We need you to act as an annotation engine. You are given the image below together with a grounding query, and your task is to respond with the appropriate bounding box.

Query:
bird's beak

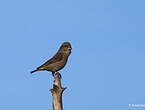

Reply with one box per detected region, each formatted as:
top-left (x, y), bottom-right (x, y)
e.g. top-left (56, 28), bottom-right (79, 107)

top-left (68, 47), bottom-right (72, 50)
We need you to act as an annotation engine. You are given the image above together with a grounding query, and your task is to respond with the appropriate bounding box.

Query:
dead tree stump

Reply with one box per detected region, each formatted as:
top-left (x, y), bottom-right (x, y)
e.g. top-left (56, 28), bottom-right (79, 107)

top-left (50, 73), bottom-right (66, 110)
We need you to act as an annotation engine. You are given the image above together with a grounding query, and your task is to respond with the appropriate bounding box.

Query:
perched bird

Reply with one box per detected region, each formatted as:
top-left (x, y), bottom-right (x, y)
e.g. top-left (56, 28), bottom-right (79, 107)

top-left (30, 42), bottom-right (72, 75)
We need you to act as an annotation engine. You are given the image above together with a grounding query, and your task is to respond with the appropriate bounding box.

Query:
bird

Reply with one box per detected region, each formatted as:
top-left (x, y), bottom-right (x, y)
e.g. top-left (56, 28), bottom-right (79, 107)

top-left (30, 42), bottom-right (72, 76)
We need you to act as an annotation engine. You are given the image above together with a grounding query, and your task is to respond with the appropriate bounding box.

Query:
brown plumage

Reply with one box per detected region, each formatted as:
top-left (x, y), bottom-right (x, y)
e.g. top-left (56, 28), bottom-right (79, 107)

top-left (30, 42), bottom-right (72, 75)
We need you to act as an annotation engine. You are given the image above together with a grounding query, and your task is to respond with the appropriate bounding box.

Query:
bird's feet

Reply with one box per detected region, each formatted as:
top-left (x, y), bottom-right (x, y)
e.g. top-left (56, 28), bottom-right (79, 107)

top-left (52, 72), bottom-right (62, 78)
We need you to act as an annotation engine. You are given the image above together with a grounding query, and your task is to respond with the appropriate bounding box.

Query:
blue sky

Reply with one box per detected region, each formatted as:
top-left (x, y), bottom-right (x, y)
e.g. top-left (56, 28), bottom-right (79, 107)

top-left (0, 0), bottom-right (145, 110)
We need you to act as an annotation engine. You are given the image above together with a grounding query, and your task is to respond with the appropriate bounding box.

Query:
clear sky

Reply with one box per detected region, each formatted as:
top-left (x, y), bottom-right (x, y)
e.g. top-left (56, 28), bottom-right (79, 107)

top-left (0, 0), bottom-right (145, 110)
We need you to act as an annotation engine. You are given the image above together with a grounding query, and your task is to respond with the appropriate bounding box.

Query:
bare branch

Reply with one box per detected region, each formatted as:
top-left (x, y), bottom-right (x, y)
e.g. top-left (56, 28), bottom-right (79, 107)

top-left (50, 73), bottom-right (66, 110)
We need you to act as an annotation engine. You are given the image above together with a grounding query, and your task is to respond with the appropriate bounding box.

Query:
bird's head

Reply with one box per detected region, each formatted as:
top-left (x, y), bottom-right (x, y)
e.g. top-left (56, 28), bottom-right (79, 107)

top-left (59, 42), bottom-right (72, 55)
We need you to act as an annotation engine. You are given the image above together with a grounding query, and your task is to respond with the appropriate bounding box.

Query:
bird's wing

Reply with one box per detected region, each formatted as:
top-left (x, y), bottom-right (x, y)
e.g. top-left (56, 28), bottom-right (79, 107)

top-left (37, 52), bottom-right (63, 69)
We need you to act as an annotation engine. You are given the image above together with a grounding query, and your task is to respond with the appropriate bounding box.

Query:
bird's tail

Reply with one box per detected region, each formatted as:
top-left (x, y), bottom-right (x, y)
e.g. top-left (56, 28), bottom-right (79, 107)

top-left (30, 69), bottom-right (38, 74)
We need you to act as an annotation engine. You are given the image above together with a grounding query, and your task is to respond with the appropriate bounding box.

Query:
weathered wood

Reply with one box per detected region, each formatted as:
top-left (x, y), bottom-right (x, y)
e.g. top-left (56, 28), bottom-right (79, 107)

top-left (50, 73), bottom-right (66, 110)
